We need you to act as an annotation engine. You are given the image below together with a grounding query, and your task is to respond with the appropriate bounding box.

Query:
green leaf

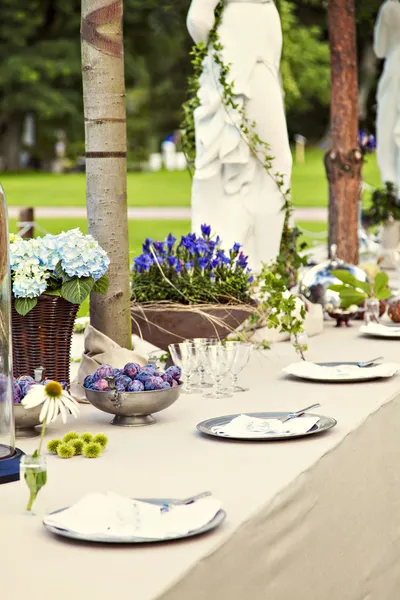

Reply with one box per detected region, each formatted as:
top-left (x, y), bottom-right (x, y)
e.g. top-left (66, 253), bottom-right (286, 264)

top-left (331, 270), bottom-right (371, 294)
top-left (14, 297), bottom-right (38, 316)
top-left (55, 261), bottom-right (72, 283)
top-left (44, 289), bottom-right (62, 297)
top-left (338, 288), bottom-right (366, 309)
top-left (92, 273), bottom-right (109, 295)
top-left (377, 288), bottom-right (392, 301)
top-left (61, 277), bottom-right (94, 305)
top-left (328, 284), bottom-right (346, 293)
top-left (374, 272), bottom-right (389, 296)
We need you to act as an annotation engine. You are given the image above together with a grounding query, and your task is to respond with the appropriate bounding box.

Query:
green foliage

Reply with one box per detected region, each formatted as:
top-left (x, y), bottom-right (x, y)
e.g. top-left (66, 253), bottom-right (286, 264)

top-left (14, 297), bottom-right (38, 316)
top-left (47, 439), bottom-right (62, 454)
top-left (363, 183), bottom-right (400, 226)
top-left (329, 269), bottom-right (391, 309)
top-left (61, 276), bottom-right (95, 305)
top-left (83, 442), bottom-right (103, 459)
top-left (57, 443), bottom-right (75, 459)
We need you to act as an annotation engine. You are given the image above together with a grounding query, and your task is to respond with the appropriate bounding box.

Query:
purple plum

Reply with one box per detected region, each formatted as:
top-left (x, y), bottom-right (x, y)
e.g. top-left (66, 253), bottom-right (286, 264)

top-left (144, 376), bottom-right (164, 391)
top-left (126, 380), bottom-right (145, 392)
top-left (92, 379), bottom-right (109, 391)
top-left (115, 375), bottom-right (132, 390)
top-left (93, 365), bottom-right (114, 380)
top-left (123, 363), bottom-right (142, 379)
top-left (160, 381), bottom-right (171, 389)
top-left (165, 366), bottom-right (182, 381)
top-left (83, 374), bottom-right (96, 389)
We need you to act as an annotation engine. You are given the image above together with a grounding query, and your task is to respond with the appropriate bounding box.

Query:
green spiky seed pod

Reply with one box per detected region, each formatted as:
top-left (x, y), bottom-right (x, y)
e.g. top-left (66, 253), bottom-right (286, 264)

top-left (80, 432), bottom-right (93, 444)
top-left (47, 439), bottom-right (62, 454)
top-left (57, 443), bottom-right (76, 459)
top-left (83, 442), bottom-right (102, 458)
top-left (63, 431), bottom-right (80, 443)
top-left (93, 433), bottom-right (108, 449)
top-left (68, 438), bottom-right (84, 455)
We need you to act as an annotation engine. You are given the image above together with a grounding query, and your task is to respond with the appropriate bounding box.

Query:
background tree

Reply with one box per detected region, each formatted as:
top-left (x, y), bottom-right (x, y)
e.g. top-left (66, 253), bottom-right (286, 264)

top-left (324, 0), bottom-right (362, 264)
top-left (81, 0), bottom-right (132, 348)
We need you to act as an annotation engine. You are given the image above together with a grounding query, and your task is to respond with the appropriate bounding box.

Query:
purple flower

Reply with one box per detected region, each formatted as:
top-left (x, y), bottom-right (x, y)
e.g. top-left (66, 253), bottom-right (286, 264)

top-left (134, 254), bottom-right (153, 273)
top-left (198, 256), bottom-right (209, 270)
top-left (185, 261), bottom-right (194, 273)
top-left (237, 252), bottom-right (248, 269)
top-left (142, 238), bottom-right (152, 253)
top-left (167, 256), bottom-right (178, 268)
top-left (248, 276), bottom-right (254, 283)
top-left (153, 241), bottom-right (166, 257)
top-left (217, 250), bottom-right (230, 265)
top-left (201, 224), bottom-right (211, 238)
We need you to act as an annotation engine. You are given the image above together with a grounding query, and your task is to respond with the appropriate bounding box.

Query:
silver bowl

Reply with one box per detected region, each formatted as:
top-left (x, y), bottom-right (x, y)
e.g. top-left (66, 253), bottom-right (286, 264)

top-left (14, 404), bottom-right (42, 438)
top-left (84, 383), bottom-right (183, 427)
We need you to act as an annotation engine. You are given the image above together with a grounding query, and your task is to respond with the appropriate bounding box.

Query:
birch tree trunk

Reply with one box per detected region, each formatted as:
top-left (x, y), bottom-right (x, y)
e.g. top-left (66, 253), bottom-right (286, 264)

top-left (81, 0), bottom-right (132, 349)
top-left (324, 0), bottom-right (363, 264)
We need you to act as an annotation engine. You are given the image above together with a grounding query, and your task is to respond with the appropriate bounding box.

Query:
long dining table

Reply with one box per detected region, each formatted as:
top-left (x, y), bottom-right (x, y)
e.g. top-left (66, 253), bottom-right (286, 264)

top-left (2, 321), bottom-right (400, 600)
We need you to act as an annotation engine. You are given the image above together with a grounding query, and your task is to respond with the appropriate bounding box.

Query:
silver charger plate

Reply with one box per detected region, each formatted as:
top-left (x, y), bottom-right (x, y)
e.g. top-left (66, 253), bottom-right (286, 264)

top-left (196, 412), bottom-right (336, 441)
top-left (283, 363), bottom-right (396, 383)
top-left (43, 498), bottom-right (226, 544)
top-left (359, 325), bottom-right (400, 340)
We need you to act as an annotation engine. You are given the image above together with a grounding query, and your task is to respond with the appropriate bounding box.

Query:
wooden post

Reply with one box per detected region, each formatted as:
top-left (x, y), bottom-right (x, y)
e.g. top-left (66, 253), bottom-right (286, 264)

top-left (324, 0), bottom-right (363, 264)
top-left (18, 207), bottom-right (34, 239)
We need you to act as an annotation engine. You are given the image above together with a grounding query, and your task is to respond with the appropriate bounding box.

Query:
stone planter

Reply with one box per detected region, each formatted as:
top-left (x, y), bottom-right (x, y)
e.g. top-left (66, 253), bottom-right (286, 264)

top-left (131, 303), bottom-right (254, 351)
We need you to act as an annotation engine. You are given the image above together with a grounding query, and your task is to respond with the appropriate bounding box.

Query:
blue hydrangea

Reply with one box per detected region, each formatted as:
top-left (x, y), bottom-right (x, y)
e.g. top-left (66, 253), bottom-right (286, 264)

top-left (56, 229), bottom-right (109, 281)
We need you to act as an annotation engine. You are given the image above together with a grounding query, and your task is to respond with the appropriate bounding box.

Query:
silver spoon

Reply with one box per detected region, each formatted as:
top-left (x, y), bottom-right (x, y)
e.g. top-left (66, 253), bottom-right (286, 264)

top-left (280, 403), bottom-right (321, 423)
top-left (357, 356), bottom-right (383, 368)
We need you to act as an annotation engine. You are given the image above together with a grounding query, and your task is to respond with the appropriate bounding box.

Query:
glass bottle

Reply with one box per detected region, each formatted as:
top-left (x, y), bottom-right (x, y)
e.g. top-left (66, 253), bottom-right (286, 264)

top-left (0, 185), bottom-right (15, 463)
top-left (364, 298), bottom-right (380, 324)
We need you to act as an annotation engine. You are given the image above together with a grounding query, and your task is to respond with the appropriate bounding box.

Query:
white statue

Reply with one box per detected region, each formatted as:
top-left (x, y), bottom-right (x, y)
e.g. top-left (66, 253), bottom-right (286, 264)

top-left (374, 0), bottom-right (400, 194)
top-left (187, 0), bottom-right (292, 271)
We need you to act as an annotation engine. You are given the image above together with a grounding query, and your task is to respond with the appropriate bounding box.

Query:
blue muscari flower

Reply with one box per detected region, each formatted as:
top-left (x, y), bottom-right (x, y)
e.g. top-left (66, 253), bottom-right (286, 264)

top-left (166, 233), bottom-right (176, 253)
top-left (167, 256), bottom-right (178, 268)
top-left (142, 238), bottom-right (152, 253)
top-left (153, 241), bottom-right (166, 256)
top-left (237, 252), bottom-right (248, 270)
top-left (201, 224), bottom-right (211, 238)
top-left (217, 250), bottom-right (230, 265)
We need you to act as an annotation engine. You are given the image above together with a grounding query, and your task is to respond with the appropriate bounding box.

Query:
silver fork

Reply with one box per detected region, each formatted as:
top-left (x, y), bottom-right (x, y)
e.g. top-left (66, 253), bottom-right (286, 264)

top-left (161, 491), bottom-right (212, 512)
top-left (280, 403), bottom-right (321, 423)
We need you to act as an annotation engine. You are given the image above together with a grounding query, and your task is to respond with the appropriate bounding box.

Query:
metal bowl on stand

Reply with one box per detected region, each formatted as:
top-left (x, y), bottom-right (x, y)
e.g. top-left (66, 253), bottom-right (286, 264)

top-left (299, 244), bottom-right (369, 313)
top-left (84, 382), bottom-right (183, 427)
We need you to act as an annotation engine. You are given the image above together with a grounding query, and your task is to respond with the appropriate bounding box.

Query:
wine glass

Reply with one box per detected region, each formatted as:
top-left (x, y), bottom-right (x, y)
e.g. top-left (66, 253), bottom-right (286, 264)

top-left (190, 338), bottom-right (220, 389)
top-left (168, 343), bottom-right (200, 394)
top-left (201, 343), bottom-right (237, 399)
top-left (224, 341), bottom-right (253, 392)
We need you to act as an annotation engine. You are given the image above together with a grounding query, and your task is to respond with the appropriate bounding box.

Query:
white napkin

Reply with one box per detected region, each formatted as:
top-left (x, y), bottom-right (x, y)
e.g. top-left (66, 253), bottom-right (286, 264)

top-left (44, 492), bottom-right (222, 539)
top-left (212, 414), bottom-right (320, 437)
top-left (360, 323), bottom-right (400, 337)
top-left (283, 361), bottom-right (400, 381)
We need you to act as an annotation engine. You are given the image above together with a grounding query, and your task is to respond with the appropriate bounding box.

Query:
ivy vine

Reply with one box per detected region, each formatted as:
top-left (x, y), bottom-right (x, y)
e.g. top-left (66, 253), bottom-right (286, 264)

top-left (181, 0), bottom-right (307, 289)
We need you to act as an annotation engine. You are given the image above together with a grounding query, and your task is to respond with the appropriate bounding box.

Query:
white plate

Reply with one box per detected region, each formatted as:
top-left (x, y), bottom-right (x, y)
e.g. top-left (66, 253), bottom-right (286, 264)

top-left (359, 324), bottom-right (400, 339)
top-left (282, 362), bottom-right (400, 383)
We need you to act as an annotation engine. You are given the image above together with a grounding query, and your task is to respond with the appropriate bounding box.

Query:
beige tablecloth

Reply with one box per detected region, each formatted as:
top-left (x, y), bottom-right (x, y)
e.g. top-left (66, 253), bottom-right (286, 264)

top-left (2, 322), bottom-right (400, 600)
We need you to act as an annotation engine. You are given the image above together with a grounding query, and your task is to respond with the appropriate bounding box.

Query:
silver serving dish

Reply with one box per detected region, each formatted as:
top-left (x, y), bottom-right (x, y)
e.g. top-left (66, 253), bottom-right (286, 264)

top-left (84, 383), bottom-right (182, 427)
top-left (299, 244), bottom-right (368, 309)
top-left (14, 404), bottom-right (42, 438)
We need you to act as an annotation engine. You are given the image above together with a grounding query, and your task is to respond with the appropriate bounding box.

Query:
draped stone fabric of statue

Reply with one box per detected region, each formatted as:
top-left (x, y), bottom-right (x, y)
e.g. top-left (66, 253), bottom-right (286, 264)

top-left (187, 0), bottom-right (292, 271)
top-left (374, 0), bottom-right (400, 194)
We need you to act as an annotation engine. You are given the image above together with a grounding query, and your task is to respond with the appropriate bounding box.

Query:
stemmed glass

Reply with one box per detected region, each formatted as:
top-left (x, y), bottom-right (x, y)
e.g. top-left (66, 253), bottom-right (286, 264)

top-left (224, 341), bottom-right (253, 392)
top-left (168, 343), bottom-right (200, 394)
top-left (190, 338), bottom-right (219, 389)
top-left (201, 343), bottom-right (237, 399)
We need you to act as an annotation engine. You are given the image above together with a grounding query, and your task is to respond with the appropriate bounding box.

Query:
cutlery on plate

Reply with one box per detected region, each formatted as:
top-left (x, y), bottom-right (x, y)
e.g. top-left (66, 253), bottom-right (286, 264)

top-left (161, 491), bottom-right (212, 512)
top-left (280, 403), bottom-right (321, 423)
top-left (357, 357), bottom-right (383, 368)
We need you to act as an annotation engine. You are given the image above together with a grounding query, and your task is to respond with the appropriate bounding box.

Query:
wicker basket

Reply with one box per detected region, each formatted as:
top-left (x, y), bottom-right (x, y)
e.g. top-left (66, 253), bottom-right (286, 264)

top-left (11, 295), bottom-right (79, 385)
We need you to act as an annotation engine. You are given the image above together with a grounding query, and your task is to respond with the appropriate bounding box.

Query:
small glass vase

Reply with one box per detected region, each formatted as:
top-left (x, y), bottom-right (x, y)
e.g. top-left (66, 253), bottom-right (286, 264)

top-left (20, 453), bottom-right (47, 513)
top-left (364, 298), bottom-right (380, 325)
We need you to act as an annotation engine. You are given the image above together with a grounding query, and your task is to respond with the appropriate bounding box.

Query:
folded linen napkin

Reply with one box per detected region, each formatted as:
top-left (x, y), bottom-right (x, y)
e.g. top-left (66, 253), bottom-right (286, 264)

top-left (211, 414), bottom-right (320, 437)
top-left (360, 323), bottom-right (400, 337)
top-left (282, 361), bottom-right (400, 381)
top-left (44, 492), bottom-right (222, 539)
top-left (70, 325), bottom-right (147, 403)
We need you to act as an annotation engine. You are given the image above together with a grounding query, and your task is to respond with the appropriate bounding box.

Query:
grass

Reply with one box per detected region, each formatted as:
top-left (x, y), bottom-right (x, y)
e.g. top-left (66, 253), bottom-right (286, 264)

top-left (0, 148), bottom-right (382, 208)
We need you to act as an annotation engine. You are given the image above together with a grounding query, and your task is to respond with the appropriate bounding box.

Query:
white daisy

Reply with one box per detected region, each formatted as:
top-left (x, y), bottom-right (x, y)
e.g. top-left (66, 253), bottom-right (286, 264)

top-left (22, 381), bottom-right (80, 424)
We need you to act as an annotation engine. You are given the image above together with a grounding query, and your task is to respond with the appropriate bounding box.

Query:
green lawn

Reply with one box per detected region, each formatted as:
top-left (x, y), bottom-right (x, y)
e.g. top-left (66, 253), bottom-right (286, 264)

top-left (0, 148), bottom-right (382, 208)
